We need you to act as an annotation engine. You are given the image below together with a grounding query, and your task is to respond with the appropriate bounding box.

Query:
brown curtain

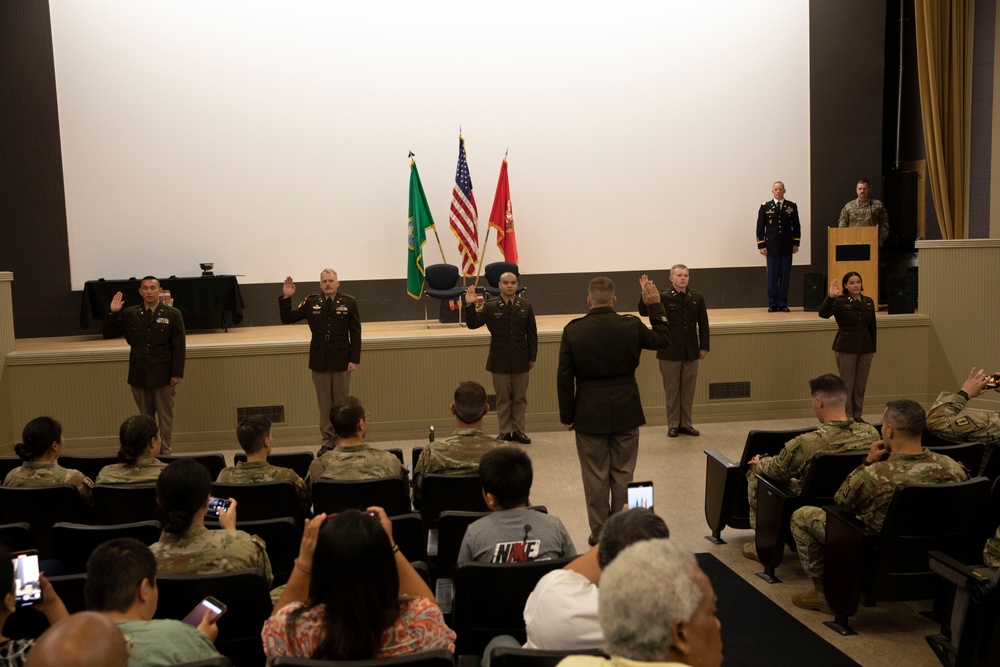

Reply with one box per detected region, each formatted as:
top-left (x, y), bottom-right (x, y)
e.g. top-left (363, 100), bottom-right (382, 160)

top-left (913, 0), bottom-right (970, 240)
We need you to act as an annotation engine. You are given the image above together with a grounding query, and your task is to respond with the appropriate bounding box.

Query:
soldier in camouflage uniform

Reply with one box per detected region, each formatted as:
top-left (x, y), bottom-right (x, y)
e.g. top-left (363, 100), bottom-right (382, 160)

top-left (790, 400), bottom-right (968, 613)
top-left (96, 415), bottom-right (167, 485)
top-left (926, 366), bottom-right (1000, 473)
top-left (743, 375), bottom-right (878, 560)
top-left (217, 415), bottom-right (310, 513)
top-left (837, 179), bottom-right (889, 245)
top-left (3, 416), bottom-right (94, 503)
top-left (150, 459), bottom-right (273, 586)
top-left (412, 381), bottom-right (507, 504)
top-left (306, 397), bottom-right (404, 485)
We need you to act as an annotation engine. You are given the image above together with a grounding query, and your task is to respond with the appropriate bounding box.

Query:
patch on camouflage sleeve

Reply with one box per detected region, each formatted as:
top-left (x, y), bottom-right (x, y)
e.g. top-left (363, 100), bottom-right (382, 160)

top-left (251, 534), bottom-right (267, 548)
top-left (955, 417), bottom-right (971, 427)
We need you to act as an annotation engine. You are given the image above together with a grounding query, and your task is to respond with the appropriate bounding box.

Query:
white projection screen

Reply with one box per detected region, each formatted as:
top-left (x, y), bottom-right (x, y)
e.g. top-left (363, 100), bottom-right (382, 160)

top-left (49, 0), bottom-right (810, 290)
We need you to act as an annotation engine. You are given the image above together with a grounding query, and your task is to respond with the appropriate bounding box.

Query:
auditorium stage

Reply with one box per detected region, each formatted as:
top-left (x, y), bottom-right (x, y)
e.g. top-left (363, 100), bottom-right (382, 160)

top-left (4, 307), bottom-right (931, 451)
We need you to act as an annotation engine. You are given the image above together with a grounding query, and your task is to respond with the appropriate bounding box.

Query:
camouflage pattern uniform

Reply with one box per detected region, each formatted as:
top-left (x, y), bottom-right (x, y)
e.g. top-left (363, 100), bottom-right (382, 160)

top-left (150, 524), bottom-right (273, 586)
top-left (412, 429), bottom-right (505, 503)
top-left (926, 391), bottom-right (1000, 473)
top-left (985, 528), bottom-right (1000, 567)
top-left (746, 419), bottom-right (878, 527)
top-left (305, 444), bottom-right (403, 485)
top-left (216, 460), bottom-right (310, 513)
top-left (95, 458), bottom-right (168, 485)
top-left (837, 197), bottom-right (889, 244)
top-left (3, 460), bottom-right (94, 504)
top-left (791, 449), bottom-right (968, 579)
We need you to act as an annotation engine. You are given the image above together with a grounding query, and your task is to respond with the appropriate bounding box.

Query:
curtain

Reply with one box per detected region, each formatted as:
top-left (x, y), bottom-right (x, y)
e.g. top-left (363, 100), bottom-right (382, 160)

top-left (913, 0), bottom-right (971, 240)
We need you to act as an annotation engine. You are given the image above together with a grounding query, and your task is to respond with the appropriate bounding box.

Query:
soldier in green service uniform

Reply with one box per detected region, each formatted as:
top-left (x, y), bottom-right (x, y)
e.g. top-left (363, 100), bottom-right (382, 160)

top-left (216, 415), bottom-right (310, 514)
top-left (837, 179), bottom-right (889, 246)
top-left (742, 375), bottom-right (878, 561)
top-left (412, 381), bottom-right (506, 504)
top-left (789, 399), bottom-right (968, 613)
top-left (96, 415), bottom-right (168, 485)
top-left (3, 416), bottom-right (93, 503)
top-left (149, 459), bottom-right (273, 586)
top-left (280, 269), bottom-right (362, 453)
top-left (306, 397), bottom-right (405, 485)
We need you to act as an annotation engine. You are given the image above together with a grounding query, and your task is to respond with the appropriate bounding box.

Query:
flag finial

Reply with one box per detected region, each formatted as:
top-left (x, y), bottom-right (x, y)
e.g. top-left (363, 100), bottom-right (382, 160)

top-left (408, 150), bottom-right (414, 159)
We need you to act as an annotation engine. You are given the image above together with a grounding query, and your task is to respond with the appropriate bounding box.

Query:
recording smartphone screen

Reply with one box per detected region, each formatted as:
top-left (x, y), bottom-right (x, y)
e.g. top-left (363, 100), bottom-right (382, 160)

top-left (182, 596), bottom-right (227, 626)
top-left (206, 496), bottom-right (231, 517)
top-left (627, 481), bottom-right (654, 510)
top-left (12, 551), bottom-right (42, 606)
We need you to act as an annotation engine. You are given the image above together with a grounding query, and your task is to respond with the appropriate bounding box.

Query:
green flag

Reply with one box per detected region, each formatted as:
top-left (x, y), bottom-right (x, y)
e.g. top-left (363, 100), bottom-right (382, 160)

top-left (407, 160), bottom-right (435, 299)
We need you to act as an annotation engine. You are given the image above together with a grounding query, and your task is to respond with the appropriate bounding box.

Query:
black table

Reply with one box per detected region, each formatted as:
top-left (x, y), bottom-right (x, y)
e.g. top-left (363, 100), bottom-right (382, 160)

top-left (80, 276), bottom-right (245, 331)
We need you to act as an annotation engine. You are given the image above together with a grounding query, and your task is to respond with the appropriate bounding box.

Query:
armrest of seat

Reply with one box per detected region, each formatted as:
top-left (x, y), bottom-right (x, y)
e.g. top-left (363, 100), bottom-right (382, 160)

top-left (823, 505), bottom-right (878, 620)
top-left (753, 472), bottom-right (801, 573)
top-left (928, 550), bottom-right (995, 594)
top-left (704, 450), bottom-right (742, 540)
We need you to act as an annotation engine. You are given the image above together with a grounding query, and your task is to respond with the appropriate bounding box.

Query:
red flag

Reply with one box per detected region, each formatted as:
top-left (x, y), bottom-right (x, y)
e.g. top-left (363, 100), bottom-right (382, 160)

top-left (449, 136), bottom-right (479, 277)
top-left (488, 158), bottom-right (518, 264)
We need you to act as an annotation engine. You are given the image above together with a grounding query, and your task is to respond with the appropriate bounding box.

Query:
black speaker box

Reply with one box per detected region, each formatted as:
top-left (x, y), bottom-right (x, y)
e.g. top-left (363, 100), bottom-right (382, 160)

top-left (803, 272), bottom-right (827, 311)
top-left (887, 274), bottom-right (916, 314)
top-left (883, 170), bottom-right (918, 253)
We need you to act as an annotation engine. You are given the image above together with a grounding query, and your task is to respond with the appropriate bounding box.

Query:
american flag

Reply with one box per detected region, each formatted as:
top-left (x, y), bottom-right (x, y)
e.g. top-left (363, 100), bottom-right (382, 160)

top-left (449, 136), bottom-right (479, 277)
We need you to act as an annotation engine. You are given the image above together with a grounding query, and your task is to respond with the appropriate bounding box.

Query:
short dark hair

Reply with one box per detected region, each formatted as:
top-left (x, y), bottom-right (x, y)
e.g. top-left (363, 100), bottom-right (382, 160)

top-left (857, 179), bottom-right (870, 187)
top-left (156, 459), bottom-right (211, 535)
top-left (479, 447), bottom-right (532, 509)
top-left (840, 271), bottom-right (864, 295)
top-left (331, 397), bottom-right (366, 439)
top-left (118, 415), bottom-right (158, 465)
top-left (14, 416), bottom-right (61, 461)
top-left (598, 508), bottom-right (670, 569)
top-left (453, 381), bottom-right (488, 424)
top-left (809, 374), bottom-right (847, 402)
top-left (883, 399), bottom-right (926, 438)
top-left (588, 277), bottom-right (615, 306)
top-left (236, 415), bottom-right (271, 455)
top-left (140, 275), bottom-right (159, 284)
top-left (84, 538), bottom-right (157, 613)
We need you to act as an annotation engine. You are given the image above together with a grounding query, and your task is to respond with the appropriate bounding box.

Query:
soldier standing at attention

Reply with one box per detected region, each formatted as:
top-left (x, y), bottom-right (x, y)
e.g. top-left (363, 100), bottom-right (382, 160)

top-left (756, 180), bottom-right (801, 312)
top-left (638, 265), bottom-right (709, 438)
top-left (464, 272), bottom-right (538, 444)
top-left (280, 269), bottom-right (361, 453)
top-left (789, 399), bottom-right (968, 613)
top-left (838, 178), bottom-right (889, 247)
top-left (103, 276), bottom-right (185, 455)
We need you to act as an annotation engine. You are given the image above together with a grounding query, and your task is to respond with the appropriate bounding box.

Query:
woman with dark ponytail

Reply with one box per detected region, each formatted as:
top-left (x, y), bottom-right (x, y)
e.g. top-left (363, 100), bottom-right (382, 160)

top-left (3, 417), bottom-right (93, 503)
top-left (148, 459), bottom-right (273, 585)
top-left (95, 415), bottom-right (167, 484)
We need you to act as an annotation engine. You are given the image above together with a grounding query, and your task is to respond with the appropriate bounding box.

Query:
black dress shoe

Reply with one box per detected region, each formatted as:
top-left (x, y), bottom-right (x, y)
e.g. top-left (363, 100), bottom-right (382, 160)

top-left (511, 431), bottom-right (532, 444)
top-left (668, 428), bottom-right (679, 437)
top-left (497, 433), bottom-right (514, 441)
top-left (678, 426), bottom-right (701, 436)
top-left (780, 306), bottom-right (790, 312)
top-left (767, 307), bottom-right (778, 312)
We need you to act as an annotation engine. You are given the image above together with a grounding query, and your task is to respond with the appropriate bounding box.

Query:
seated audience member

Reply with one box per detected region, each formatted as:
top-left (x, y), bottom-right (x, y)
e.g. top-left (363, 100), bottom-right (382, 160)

top-left (3, 416), bottom-right (93, 503)
top-left (413, 381), bottom-right (507, 503)
top-left (790, 399), bottom-right (969, 613)
top-left (84, 538), bottom-right (220, 666)
top-left (926, 366), bottom-right (1000, 471)
top-left (96, 415), bottom-right (167, 485)
top-left (217, 415), bottom-right (310, 513)
top-left (0, 548), bottom-right (69, 667)
top-left (263, 507), bottom-right (455, 661)
top-left (149, 459), bottom-right (273, 585)
top-left (306, 397), bottom-right (404, 485)
top-left (743, 374), bottom-right (878, 560)
top-left (458, 448), bottom-right (576, 563)
top-left (556, 539), bottom-right (722, 667)
top-left (24, 612), bottom-right (128, 667)
top-left (524, 508), bottom-right (670, 650)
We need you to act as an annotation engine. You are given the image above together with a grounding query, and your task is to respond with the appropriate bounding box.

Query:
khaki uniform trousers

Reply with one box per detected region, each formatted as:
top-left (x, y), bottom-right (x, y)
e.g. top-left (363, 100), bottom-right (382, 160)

top-left (835, 352), bottom-right (874, 420)
top-left (492, 371), bottom-right (529, 435)
top-left (575, 428), bottom-right (639, 545)
top-left (312, 370), bottom-right (351, 450)
top-left (131, 385), bottom-right (176, 455)
top-left (659, 358), bottom-right (699, 429)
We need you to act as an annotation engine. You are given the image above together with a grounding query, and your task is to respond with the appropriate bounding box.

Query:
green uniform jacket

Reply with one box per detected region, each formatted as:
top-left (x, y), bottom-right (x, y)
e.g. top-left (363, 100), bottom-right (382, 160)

top-left (638, 289), bottom-right (709, 361)
top-left (818, 294), bottom-right (877, 354)
top-left (103, 303), bottom-right (186, 387)
top-left (465, 296), bottom-right (538, 374)
top-left (279, 293), bottom-right (361, 372)
top-left (557, 303), bottom-right (671, 433)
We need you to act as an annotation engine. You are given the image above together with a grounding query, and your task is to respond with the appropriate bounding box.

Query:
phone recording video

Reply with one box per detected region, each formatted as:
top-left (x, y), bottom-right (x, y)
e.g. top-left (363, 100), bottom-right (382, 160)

top-left (206, 496), bottom-right (232, 517)
top-left (627, 481), bottom-right (654, 510)
top-left (181, 596), bottom-right (227, 626)
top-left (11, 551), bottom-right (42, 607)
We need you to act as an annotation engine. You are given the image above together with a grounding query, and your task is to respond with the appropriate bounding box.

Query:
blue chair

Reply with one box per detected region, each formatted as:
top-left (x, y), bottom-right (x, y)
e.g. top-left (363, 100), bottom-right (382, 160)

top-left (423, 263), bottom-right (467, 327)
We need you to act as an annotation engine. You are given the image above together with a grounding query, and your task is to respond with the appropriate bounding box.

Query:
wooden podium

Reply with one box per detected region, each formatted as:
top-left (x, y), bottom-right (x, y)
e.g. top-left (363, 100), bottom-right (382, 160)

top-left (828, 227), bottom-right (878, 299)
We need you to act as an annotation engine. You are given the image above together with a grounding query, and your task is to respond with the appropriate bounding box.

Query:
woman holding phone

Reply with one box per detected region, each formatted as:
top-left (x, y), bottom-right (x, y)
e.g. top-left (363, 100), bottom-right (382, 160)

top-left (818, 271), bottom-right (877, 422)
top-left (148, 459), bottom-right (272, 585)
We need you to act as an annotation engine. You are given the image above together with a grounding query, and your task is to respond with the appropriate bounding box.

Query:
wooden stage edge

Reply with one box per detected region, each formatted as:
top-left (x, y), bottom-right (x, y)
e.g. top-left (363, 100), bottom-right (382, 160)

top-left (10, 307), bottom-right (928, 362)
